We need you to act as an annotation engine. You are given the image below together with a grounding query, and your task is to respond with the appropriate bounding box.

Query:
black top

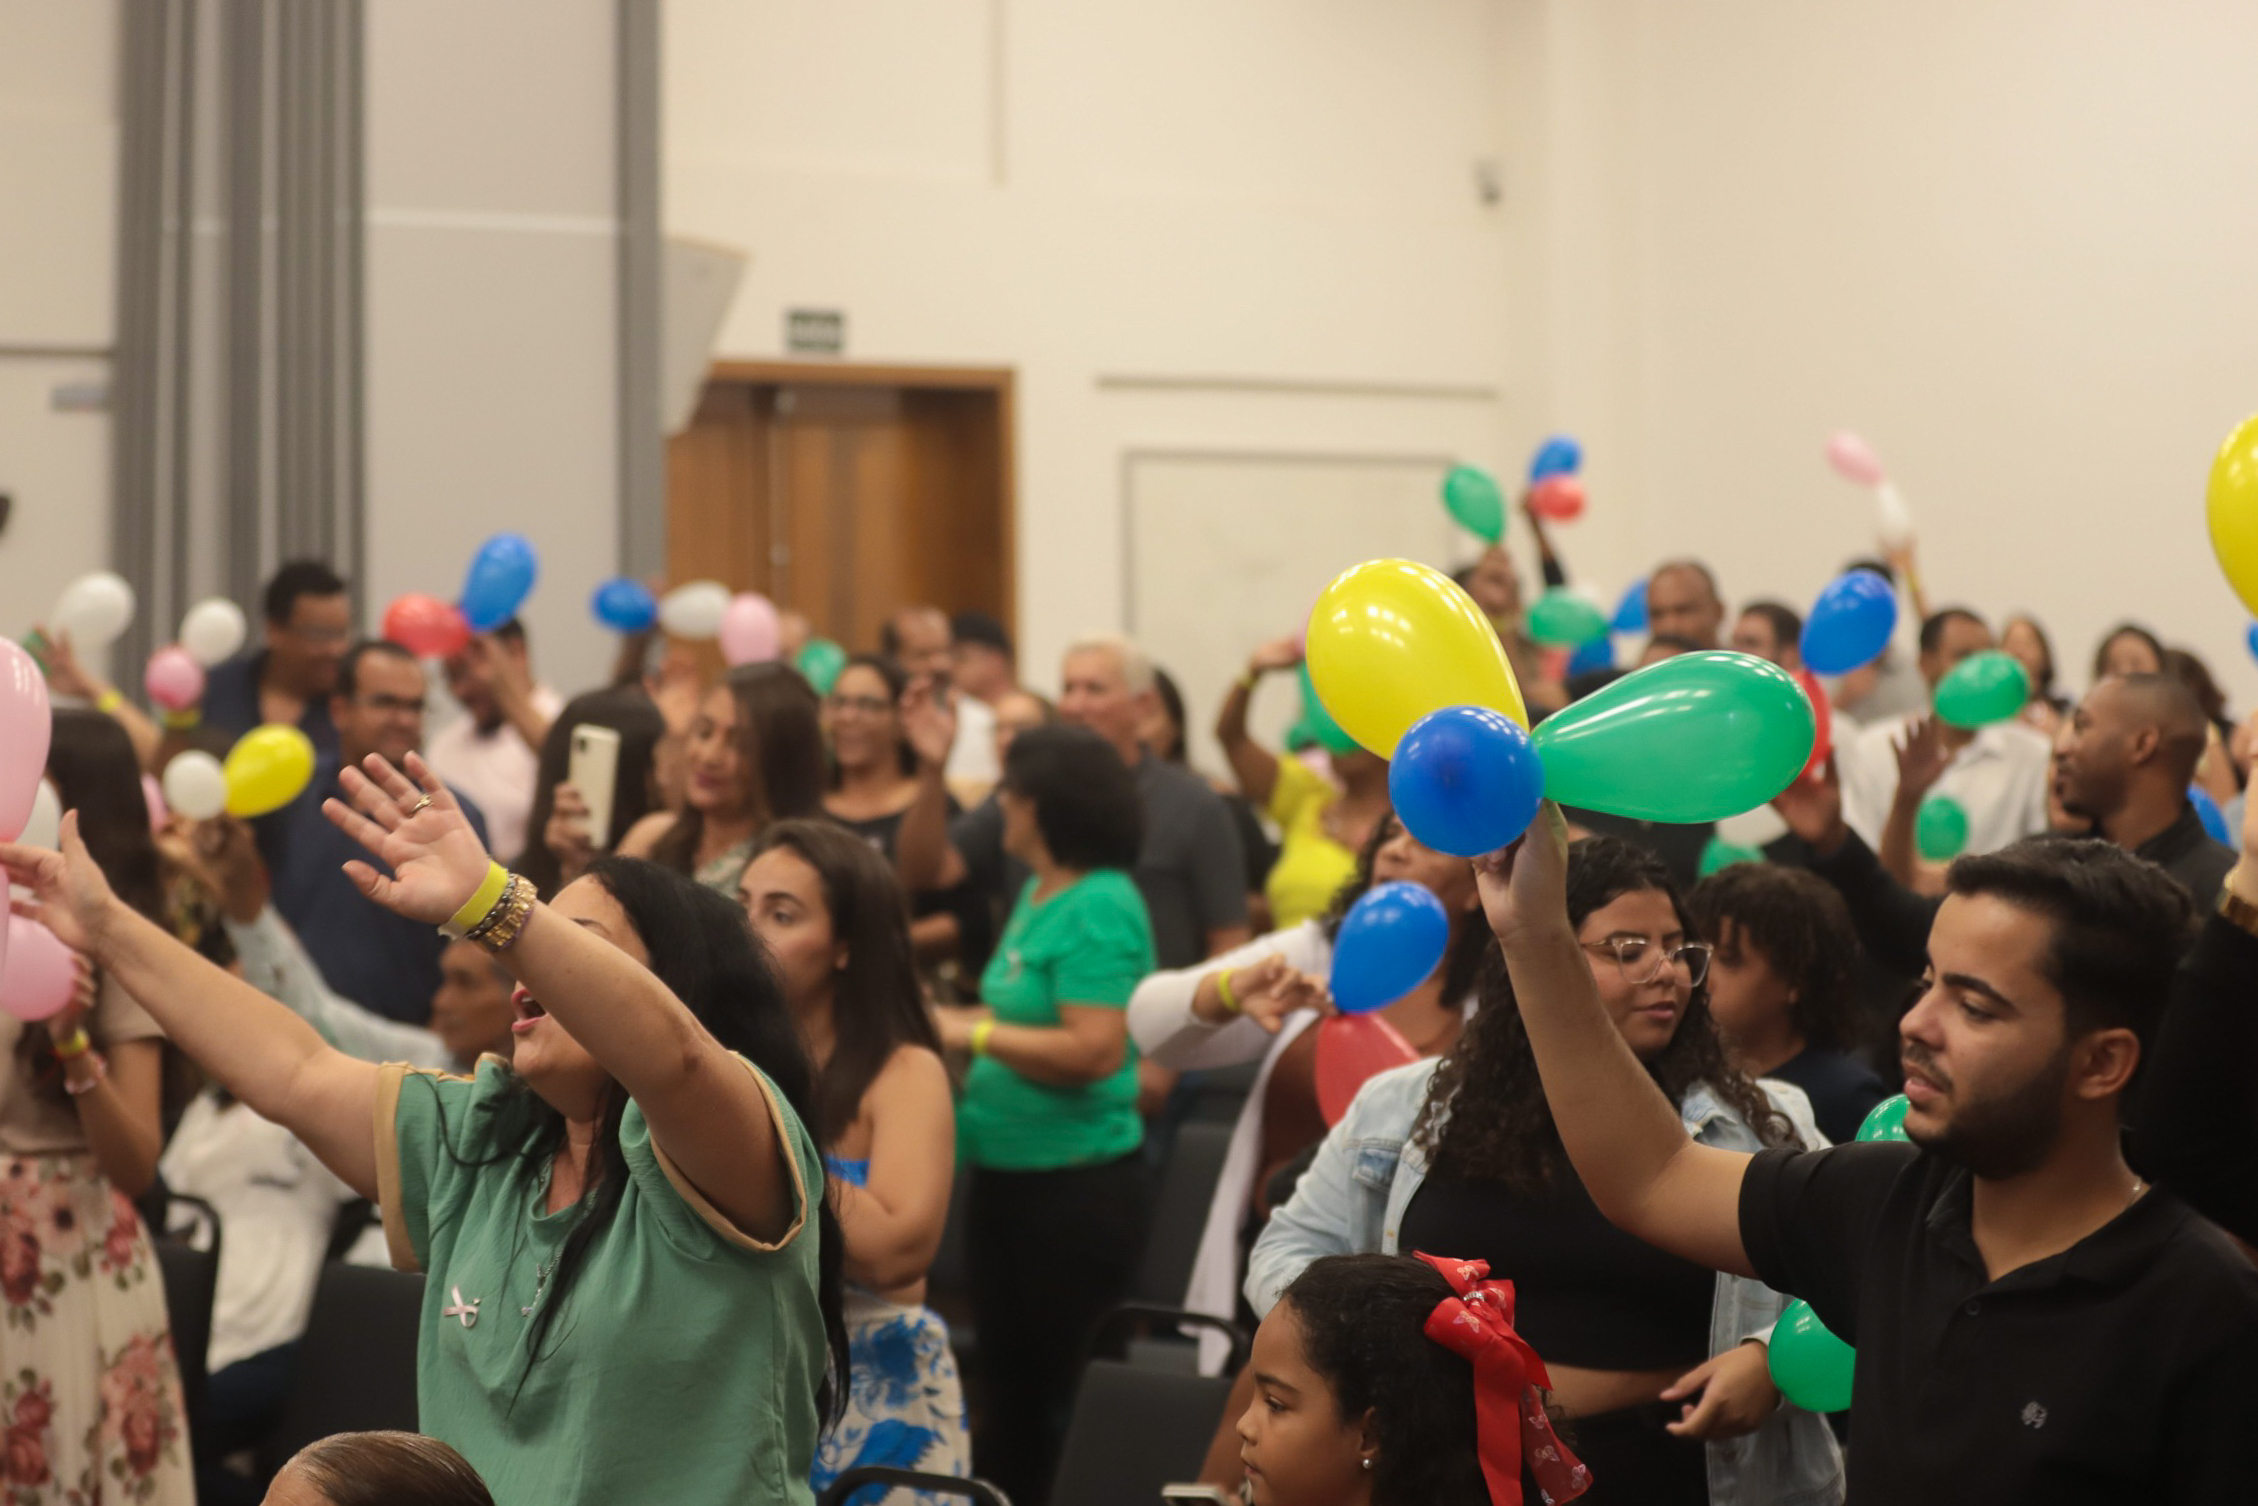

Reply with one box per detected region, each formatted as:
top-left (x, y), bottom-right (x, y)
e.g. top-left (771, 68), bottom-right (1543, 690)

top-left (830, 801), bottom-right (996, 978)
top-left (1740, 1141), bottom-right (2258, 1502)
top-left (2132, 912), bottom-right (2258, 1243)
top-left (1764, 1047), bottom-right (1889, 1146)
top-left (202, 650), bottom-right (340, 762)
top-left (1399, 1170), bottom-right (1713, 1371)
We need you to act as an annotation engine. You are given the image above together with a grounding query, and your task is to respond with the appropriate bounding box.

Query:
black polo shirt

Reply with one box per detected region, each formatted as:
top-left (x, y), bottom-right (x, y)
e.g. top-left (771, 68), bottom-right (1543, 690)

top-left (1740, 1141), bottom-right (2258, 1501)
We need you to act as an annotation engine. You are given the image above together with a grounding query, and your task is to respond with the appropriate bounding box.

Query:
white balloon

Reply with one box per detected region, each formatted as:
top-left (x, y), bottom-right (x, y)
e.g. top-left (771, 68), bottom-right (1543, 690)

top-left (50, 571), bottom-right (136, 649)
top-left (178, 598), bottom-right (249, 667)
top-left (657, 581), bottom-right (731, 641)
top-left (19, 780), bottom-right (61, 852)
top-left (161, 751), bottom-right (228, 823)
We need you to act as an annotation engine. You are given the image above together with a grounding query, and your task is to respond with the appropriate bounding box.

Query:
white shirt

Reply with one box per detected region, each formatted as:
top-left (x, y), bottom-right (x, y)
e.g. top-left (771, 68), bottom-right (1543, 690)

top-left (158, 1092), bottom-right (355, 1371)
top-left (425, 684), bottom-right (564, 862)
top-left (1839, 711), bottom-right (2054, 857)
top-left (944, 692), bottom-right (1000, 788)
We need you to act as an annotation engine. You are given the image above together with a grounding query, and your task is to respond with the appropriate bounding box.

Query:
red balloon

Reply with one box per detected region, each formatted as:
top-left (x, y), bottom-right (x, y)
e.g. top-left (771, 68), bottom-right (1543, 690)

top-left (382, 594), bottom-right (471, 659)
top-left (1793, 667), bottom-right (1833, 780)
top-left (1528, 475), bottom-right (1587, 522)
top-left (1314, 1013), bottom-right (1421, 1126)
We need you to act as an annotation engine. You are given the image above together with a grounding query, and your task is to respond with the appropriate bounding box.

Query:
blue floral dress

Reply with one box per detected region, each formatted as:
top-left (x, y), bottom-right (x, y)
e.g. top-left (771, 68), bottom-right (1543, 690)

top-left (810, 1157), bottom-right (971, 1504)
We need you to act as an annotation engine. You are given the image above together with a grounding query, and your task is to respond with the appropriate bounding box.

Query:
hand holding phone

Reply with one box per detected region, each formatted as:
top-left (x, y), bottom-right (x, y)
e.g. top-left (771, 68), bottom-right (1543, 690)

top-left (567, 724), bottom-right (623, 851)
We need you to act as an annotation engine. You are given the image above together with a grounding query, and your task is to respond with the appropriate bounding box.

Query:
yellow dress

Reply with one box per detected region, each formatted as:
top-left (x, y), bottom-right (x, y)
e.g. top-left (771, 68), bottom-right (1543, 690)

top-left (1262, 756), bottom-right (1360, 931)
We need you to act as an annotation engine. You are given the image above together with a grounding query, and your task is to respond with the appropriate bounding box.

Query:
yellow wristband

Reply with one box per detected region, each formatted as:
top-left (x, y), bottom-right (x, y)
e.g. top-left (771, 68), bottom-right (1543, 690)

top-left (51, 1028), bottom-right (92, 1060)
top-left (969, 1020), bottom-right (996, 1057)
top-left (444, 862), bottom-right (512, 938)
top-left (160, 708), bottom-right (201, 731)
top-left (95, 689), bottom-right (124, 715)
top-left (1216, 969), bottom-right (1242, 1014)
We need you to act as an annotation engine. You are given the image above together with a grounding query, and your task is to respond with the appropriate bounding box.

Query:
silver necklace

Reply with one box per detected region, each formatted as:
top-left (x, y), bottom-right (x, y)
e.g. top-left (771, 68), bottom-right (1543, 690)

top-left (521, 1256), bottom-right (555, 1318)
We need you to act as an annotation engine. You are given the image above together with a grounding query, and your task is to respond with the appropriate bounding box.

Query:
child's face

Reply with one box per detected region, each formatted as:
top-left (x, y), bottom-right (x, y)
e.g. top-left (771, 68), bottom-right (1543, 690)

top-left (1236, 1303), bottom-right (1375, 1506)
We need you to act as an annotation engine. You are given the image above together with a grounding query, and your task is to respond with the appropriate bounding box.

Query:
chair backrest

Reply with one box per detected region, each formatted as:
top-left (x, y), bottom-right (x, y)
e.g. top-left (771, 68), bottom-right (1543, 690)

top-left (258, 1263), bottom-right (425, 1473)
top-left (1132, 1119), bottom-right (1234, 1304)
top-left (817, 1466), bottom-right (1012, 1506)
top-left (1049, 1359), bottom-right (1235, 1506)
top-left (152, 1235), bottom-right (220, 1437)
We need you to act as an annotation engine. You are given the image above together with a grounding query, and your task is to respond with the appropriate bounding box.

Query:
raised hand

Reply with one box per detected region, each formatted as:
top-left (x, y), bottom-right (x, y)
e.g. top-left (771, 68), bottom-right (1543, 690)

top-left (1772, 754), bottom-right (1849, 856)
top-left (1245, 637), bottom-right (1304, 677)
top-left (545, 782), bottom-right (596, 879)
top-left (323, 753), bottom-right (495, 926)
top-left (1473, 802), bottom-right (1573, 945)
top-left (1892, 715), bottom-right (1950, 801)
top-left (37, 628), bottom-right (103, 703)
top-left (899, 673), bottom-right (958, 771)
top-left (0, 813), bottom-right (123, 957)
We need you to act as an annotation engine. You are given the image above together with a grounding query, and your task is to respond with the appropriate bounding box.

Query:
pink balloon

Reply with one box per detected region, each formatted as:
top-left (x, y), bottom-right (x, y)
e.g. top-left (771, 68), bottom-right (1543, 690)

top-left (718, 592), bottom-right (782, 666)
top-left (0, 640), bottom-right (53, 843)
top-left (143, 644), bottom-right (206, 712)
top-left (142, 773), bottom-right (168, 833)
top-left (1825, 431), bottom-right (1887, 488)
top-left (1, 914), bottom-right (78, 1024)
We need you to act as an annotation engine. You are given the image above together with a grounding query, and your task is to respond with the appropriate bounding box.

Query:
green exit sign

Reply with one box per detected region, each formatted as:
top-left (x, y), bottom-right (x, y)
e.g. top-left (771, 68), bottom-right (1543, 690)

top-left (786, 309), bottom-right (845, 355)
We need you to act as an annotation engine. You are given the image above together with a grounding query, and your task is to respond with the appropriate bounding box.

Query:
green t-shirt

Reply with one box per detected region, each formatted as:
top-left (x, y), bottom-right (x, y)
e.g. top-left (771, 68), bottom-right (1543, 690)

top-left (375, 1053), bottom-right (827, 1506)
top-left (961, 869), bottom-right (1156, 1171)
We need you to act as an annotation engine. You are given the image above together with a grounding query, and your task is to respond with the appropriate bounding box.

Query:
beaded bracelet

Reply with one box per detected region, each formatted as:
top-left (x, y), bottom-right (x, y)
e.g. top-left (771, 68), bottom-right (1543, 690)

top-left (465, 875), bottom-right (536, 954)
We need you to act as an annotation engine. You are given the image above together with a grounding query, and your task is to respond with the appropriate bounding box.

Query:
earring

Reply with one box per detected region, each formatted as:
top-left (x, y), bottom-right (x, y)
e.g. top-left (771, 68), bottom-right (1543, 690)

top-left (1361, 1457), bottom-right (1375, 1472)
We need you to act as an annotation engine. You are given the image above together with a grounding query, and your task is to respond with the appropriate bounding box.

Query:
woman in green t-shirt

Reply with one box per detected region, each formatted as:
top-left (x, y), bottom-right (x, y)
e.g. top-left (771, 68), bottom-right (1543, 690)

top-left (932, 724), bottom-right (1158, 1505)
top-left (1, 752), bottom-right (849, 1506)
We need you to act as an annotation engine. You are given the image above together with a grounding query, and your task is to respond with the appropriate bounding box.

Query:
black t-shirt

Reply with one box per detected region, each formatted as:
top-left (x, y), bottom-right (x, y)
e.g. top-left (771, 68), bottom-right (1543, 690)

top-left (1739, 1141), bottom-right (2258, 1502)
top-left (1763, 1048), bottom-right (1889, 1147)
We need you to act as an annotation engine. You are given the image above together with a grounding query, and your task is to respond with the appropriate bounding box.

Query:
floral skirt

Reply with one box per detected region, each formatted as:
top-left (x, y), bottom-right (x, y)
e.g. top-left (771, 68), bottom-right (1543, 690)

top-left (811, 1290), bottom-right (971, 1505)
top-left (0, 1154), bottom-right (193, 1506)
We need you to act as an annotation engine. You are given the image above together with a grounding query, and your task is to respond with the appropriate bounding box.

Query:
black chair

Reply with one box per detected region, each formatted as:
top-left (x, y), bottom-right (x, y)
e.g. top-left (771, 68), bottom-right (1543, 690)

top-left (152, 1195), bottom-right (222, 1439)
top-left (1049, 1356), bottom-right (1237, 1506)
top-left (256, 1263), bottom-right (424, 1474)
top-left (817, 1466), bottom-right (1012, 1506)
top-left (1131, 1119), bottom-right (1234, 1306)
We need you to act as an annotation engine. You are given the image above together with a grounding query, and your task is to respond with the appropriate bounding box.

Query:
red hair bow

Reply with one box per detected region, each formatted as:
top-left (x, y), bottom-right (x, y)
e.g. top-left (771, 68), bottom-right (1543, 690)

top-left (1416, 1252), bottom-right (1591, 1506)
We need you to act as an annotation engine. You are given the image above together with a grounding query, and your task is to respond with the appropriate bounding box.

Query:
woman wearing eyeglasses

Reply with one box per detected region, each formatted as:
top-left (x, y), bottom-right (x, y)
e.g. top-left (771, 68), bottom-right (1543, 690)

top-left (1243, 837), bottom-right (1845, 1506)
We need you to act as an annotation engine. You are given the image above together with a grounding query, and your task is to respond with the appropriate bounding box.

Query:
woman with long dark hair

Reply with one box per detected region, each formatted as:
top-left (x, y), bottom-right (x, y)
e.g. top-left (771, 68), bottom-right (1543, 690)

top-left (1242, 838), bottom-right (1843, 1506)
top-left (2, 751), bottom-right (847, 1505)
top-left (622, 663), bottom-right (826, 893)
top-left (740, 818), bottom-right (968, 1494)
top-left (526, 687), bottom-right (667, 897)
top-left (0, 710), bottom-right (191, 1503)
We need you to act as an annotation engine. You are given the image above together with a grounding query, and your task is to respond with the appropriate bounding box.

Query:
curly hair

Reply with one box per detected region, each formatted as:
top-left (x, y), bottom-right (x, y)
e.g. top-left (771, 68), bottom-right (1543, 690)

top-left (1411, 837), bottom-right (1798, 1193)
top-left (1278, 1254), bottom-right (1489, 1506)
top-left (1319, 814), bottom-right (1489, 1008)
top-left (1687, 863), bottom-right (1868, 1056)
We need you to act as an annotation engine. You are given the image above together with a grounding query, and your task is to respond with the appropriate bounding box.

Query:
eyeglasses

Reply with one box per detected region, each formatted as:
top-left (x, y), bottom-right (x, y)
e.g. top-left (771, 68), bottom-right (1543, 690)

top-left (825, 694), bottom-right (893, 717)
top-left (1580, 937), bottom-right (1712, 987)
top-left (355, 694), bottom-right (426, 716)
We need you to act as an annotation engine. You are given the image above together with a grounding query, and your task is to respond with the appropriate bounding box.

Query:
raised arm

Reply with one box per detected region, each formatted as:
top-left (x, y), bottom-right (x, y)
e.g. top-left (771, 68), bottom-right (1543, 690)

top-left (1475, 805), bottom-right (1757, 1276)
top-left (326, 753), bottom-right (798, 1243)
top-left (1874, 717), bottom-right (1950, 890)
top-left (894, 673), bottom-right (969, 893)
top-left (1215, 638), bottom-right (1300, 809)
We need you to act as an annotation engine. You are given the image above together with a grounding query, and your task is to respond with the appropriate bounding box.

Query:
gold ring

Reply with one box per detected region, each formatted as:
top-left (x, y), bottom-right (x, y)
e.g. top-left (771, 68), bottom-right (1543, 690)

top-left (407, 795), bottom-right (434, 817)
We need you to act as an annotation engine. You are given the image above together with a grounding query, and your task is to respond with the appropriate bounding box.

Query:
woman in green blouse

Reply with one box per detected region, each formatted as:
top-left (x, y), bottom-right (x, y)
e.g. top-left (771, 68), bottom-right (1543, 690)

top-left (1, 751), bottom-right (847, 1506)
top-left (934, 724), bottom-right (1157, 1504)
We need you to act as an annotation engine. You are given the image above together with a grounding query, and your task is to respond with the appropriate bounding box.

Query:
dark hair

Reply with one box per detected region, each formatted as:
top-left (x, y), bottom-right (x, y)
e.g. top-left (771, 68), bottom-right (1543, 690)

top-left (1413, 837), bottom-right (1797, 1192)
top-left (490, 618), bottom-right (527, 648)
top-left (1320, 815), bottom-right (1488, 1009)
top-left (951, 611), bottom-right (1013, 660)
top-left (1919, 607), bottom-right (1988, 657)
top-left (1843, 557), bottom-right (1895, 587)
top-left (827, 654), bottom-right (917, 782)
top-left (879, 606), bottom-right (947, 659)
top-left (746, 819), bottom-right (940, 1144)
top-left (284, 1431), bottom-right (493, 1506)
top-left (517, 688), bottom-right (668, 894)
top-left (1649, 558), bottom-right (1721, 602)
top-left (1946, 836), bottom-right (2196, 1068)
top-left (1001, 724), bottom-right (1143, 871)
top-left (1150, 667), bottom-right (1188, 764)
top-left (1277, 1255), bottom-right (1488, 1506)
top-left (2106, 672), bottom-right (2211, 789)
top-left (263, 560), bottom-right (347, 625)
top-left (48, 710), bottom-right (162, 922)
top-left (2092, 622), bottom-right (2166, 682)
top-left (440, 858), bottom-right (848, 1422)
top-left (2164, 647), bottom-right (2232, 733)
top-left (1738, 600), bottom-right (1803, 651)
top-left (336, 639), bottom-right (420, 699)
top-left (650, 664), bottom-right (827, 876)
top-left (2002, 613), bottom-right (2059, 699)
top-left (1688, 864), bottom-right (1867, 1056)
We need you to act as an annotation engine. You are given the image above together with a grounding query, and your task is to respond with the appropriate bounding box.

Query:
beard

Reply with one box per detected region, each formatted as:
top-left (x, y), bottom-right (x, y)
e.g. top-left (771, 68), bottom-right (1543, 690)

top-left (1904, 1039), bottom-right (2071, 1180)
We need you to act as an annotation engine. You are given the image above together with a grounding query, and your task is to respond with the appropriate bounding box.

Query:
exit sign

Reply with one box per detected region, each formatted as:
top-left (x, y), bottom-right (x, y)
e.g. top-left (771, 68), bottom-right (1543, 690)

top-left (786, 309), bottom-right (845, 355)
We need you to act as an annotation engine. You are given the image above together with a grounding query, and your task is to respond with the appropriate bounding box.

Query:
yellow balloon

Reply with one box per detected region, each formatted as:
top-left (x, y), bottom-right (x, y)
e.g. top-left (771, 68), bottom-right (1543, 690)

top-left (224, 724), bottom-right (316, 818)
top-left (2209, 414), bottom-right (2258, 618)
top-left (1305, 559), bottom-right (1528, 758)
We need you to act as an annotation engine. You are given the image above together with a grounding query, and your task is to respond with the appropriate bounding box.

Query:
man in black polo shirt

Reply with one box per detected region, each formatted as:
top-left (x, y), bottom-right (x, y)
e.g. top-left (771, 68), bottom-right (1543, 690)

top-left (1478, 809), bottom-right (2258, 1502)
top-left (202, 560), bottom-right (352, 761)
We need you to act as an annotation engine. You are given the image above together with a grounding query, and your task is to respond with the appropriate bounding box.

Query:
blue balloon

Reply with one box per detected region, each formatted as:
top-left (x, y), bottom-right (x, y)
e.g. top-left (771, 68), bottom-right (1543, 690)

top-left (460, 533), bottom-right (539, 634)
top-left (1799, 571), bottom-right (1899, 676)
top-left (591, 577), bottom-right (658, 634)
top-left (1390, 707), bottom-right (1546, 859)
top-left (1529, 434), bottom-right (1584, 484)
top-left (1566, 635), bottom-right (1616, 677)
top-left (2191, 785), bottom-right (2233, 846)
top-left (1611, 578), bottom-right (1650, 634)
top-left (1330, 881), bottom-right (1452, 1014)
top-left (2245, 622), bottom-right (2258, 663)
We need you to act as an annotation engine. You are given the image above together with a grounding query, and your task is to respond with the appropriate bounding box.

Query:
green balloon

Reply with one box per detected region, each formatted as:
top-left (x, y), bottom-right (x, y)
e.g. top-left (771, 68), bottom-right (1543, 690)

top-left (1913, 794), bottom-right (1970, 862)
top-left (795, 638), bottom-right (848, 695)
top-left (1768, 1299), bottom-right (1855, 1413)
top-left (1698, 837), bottom-right (1764, 877)
top-left (1442, 465), bottom-right (1506, 543)
top-left (1299, 663), bottom-right (1362, 757)
top-left (1525, 588), bottom-right (1611, 648)
top-left (1855, 1093), bottom-right (1911, 1143)
top-left (1532, 652), bottom-right (1816, 823)
top-left (1933, 650), bottom-right (2031, 730)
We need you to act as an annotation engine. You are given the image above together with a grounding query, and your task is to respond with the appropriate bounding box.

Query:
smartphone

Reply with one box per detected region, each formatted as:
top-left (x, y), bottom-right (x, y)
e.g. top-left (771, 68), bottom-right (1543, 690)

top-left (567, 724), bottom-right (623, 851)
top-left (1160, 1488), bottom-right (1239, 1505)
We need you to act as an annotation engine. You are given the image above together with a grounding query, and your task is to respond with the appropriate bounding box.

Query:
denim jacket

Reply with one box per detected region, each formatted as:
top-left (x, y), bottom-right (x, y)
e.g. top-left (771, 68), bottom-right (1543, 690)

top-left (1246, 1058), bottom-right (1845, 1506)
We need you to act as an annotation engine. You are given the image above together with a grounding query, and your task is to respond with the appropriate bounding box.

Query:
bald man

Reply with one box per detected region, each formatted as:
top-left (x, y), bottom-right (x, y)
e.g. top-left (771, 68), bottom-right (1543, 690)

top-left (1645, 560), bottom-right (1726, 649)
top-left (2052, 673), bottom-right (2233, 906)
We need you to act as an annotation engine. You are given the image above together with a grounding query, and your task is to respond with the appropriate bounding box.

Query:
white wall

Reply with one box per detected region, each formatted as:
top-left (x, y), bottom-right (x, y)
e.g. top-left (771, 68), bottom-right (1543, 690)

top-left (0, 1), bottom-right (115, 646)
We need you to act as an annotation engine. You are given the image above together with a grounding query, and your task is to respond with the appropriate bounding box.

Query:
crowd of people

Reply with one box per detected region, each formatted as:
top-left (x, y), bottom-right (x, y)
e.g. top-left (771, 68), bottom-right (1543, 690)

top-left (6, 498), bottom-right (2258, 1506)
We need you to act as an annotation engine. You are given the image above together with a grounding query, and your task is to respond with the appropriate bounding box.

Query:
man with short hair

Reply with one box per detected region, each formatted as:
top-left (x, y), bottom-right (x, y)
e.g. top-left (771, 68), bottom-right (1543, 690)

top-left (255, 640), bottom-right (489, 1022)
top-left (1483, 814), bottom-right (2258, 1502)
top-left (428, 620), bottom-right (562, 862)
top-left (203, 560), bottom-right (353, 757)
top-left (942, 610), bottom-right (1013, 789)
top-left (1731, 601), bottom-right (1804, 670)
top-left (1645, 560), bottom-right (1727, 649)
top-left (881, 605), bottom-right (955, 681)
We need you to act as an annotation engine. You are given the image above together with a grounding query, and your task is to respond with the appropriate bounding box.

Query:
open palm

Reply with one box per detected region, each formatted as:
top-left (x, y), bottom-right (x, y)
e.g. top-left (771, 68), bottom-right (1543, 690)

top-left (0, 812), bottom-right (119, 954)
top-left (324, 753), bottom-right (494, 926)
